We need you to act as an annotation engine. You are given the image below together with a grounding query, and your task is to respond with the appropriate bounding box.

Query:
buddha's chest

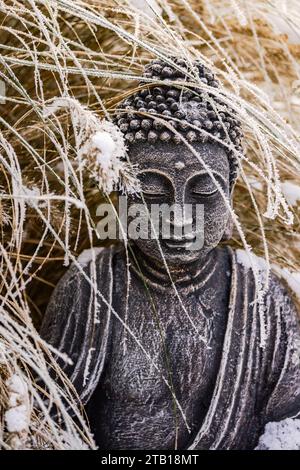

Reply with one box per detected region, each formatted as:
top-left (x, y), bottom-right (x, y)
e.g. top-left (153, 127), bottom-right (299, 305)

top-left (87, 259), bottom-right (230, 449)
top-left (103, 283), bottom-right (226, 404)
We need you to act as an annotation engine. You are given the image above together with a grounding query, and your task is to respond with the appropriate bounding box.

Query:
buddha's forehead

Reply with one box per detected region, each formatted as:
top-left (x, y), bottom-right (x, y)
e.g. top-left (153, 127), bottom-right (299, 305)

top-left (128, 142), bottom-right (229, 182)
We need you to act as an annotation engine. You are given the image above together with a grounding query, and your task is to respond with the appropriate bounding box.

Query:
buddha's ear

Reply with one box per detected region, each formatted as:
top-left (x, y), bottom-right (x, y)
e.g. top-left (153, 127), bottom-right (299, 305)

top-left (221, 215), bottom-right (233, 241)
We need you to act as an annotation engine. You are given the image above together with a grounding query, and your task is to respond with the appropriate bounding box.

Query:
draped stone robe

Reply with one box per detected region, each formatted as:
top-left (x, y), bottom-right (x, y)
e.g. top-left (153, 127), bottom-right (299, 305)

top-left (40, 245), bottom-right (300, 450)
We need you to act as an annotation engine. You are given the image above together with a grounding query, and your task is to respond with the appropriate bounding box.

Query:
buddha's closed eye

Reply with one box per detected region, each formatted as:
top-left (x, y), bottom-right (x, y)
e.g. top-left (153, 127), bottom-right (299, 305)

top-left (138, 171), bottom-right (172, 199)
top-left (189, 173), bottom-right (223, 198)
top-left (142, 189), bottom-right (169, 198)
top-left (191, 187), bottom-right (218, 196)
top-left (137, 170), bottom-right (226, 201)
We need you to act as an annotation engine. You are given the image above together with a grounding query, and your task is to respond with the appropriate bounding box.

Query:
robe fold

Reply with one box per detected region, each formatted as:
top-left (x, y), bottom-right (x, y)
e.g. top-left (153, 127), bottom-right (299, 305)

top-left (40, 245), bottom-right (300, 449)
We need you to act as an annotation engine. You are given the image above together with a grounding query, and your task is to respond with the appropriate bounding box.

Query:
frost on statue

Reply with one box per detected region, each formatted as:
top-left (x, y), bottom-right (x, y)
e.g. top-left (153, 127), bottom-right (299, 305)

top-left (40, 58), bottom-right (300, 450)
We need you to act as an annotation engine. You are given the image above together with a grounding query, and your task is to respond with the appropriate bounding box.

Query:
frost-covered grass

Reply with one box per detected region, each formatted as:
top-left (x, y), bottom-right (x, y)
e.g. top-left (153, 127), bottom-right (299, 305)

top-left (0, 0), bottom-right (299, 449)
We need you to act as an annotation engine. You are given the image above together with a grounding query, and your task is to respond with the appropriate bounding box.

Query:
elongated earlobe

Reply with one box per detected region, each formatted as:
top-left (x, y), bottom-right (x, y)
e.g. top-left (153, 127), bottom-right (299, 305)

top-left (221, 215), bottom-right (233, 241)
top-left (221, 193), bottom-right (234, 241)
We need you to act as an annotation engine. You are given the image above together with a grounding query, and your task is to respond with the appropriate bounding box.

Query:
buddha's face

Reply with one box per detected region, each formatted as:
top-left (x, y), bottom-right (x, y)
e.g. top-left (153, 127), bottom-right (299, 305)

top-left (125, 141), bottom-right (231, 266)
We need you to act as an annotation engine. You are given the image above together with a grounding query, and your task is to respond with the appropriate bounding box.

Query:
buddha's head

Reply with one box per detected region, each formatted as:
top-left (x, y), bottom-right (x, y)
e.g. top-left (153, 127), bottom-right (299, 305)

top-left (115, 58), bottom-right (243, 266)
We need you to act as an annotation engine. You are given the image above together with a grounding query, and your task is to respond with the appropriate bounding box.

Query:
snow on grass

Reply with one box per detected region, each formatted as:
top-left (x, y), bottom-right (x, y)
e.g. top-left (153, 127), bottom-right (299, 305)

top-left (6, 374), bottom-right (27, 396)
top-left (44, 97), bottom-right (140, 195)
top-left (91, 132), bottom-right (116, 172)
top-left (256, 418), bottom-right (300, 450)
top-left (5, 405), bottom-right (29, 433)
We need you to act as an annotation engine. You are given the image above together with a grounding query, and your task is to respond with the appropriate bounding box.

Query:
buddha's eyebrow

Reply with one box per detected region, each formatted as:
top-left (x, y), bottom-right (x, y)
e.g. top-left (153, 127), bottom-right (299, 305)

top-left (187, 170), bottom-right (228, 185)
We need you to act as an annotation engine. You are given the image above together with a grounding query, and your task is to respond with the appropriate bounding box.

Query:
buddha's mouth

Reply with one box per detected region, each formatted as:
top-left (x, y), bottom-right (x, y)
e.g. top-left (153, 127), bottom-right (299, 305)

top-left (164, 233), bottom-right (197, 250)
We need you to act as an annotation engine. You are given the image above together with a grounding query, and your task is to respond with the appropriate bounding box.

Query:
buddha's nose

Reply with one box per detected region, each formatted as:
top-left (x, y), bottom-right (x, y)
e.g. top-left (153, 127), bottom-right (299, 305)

top-left (165, 206), bottom-right (194, 240)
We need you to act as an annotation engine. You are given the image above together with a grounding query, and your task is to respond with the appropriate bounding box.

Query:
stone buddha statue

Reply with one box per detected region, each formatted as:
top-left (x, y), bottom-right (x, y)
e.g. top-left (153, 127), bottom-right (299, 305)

top-left (40, 58), bottom-right (300, 450)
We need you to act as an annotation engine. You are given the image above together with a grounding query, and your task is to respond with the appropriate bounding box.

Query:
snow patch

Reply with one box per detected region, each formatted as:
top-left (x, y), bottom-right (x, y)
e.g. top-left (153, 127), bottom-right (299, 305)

top-left (236, 249), bottom-right (300, 300)
top-left (281, 181), bottom-right (300, 206)
top-left (6, 374), bottom-right (27, 396)
top-left (256, 418), bottom-right (300, 450)
top-left (4, 374), bottom-right (29, 435)
top-left (8, 393), bottom-right (19, 408)
top-left (276, 267), bottom-right (300, 299)
top-left (5, 405), bottom-right (29, 433)
top-left (91, 132), bottom-right (116, 172)
top-left (236, 249), bottom-right (268, 272)
top-left (77, 247), bottom-right (105, 267)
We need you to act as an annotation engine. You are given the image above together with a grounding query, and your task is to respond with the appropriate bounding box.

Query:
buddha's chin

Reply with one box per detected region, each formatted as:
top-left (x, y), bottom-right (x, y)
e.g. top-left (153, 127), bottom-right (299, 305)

top-left (131, 238), bottom-right (215, 266)
top-left (161, 247), bottom-right (208, 265)
top-left (136, 243), bottom-right (211, 266)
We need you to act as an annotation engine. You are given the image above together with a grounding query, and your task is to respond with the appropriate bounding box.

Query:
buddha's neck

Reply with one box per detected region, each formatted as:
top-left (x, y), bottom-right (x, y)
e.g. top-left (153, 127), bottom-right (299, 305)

top-left (129, 244), bottom-right (218, 291)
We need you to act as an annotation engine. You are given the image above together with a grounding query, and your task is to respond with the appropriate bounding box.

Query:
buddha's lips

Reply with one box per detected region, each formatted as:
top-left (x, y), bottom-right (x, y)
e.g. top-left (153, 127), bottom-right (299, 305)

top-left (164, 234), bottom-right (197, 249)
top-left (169, 232), bottom-right (196, 242)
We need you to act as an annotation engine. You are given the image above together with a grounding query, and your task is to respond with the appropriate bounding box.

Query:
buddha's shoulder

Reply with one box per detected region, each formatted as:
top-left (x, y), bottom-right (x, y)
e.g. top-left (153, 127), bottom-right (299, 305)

top-left (232, 248), bottom-right (299, 322)
top-left (76, 244), bottom-right (124, 269)
top-left (54, 244), bottom-right (124, 290)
